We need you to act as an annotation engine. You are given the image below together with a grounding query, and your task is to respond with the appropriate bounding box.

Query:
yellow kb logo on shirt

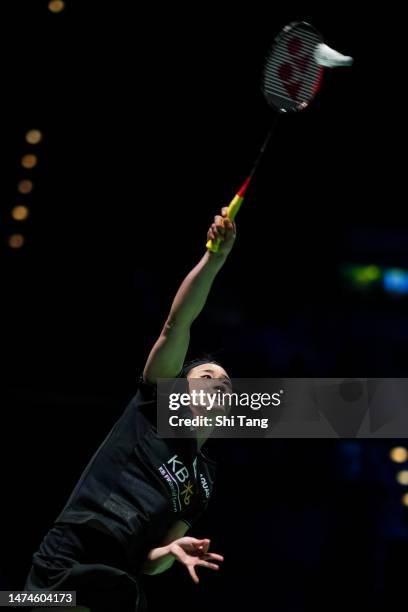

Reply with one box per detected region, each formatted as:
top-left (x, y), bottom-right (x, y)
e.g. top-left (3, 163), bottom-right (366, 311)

top-left (181, 480), bottom-right (194, 506)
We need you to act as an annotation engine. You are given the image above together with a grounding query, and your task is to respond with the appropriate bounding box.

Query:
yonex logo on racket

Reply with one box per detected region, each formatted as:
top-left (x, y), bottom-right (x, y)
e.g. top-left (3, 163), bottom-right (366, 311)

top-left (278, 36), bottom-right (311, 100)
top-left (263, 22), bottom-right (327, 113)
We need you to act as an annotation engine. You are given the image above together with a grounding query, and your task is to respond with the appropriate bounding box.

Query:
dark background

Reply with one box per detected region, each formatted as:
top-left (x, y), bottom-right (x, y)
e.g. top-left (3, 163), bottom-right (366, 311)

top-left (2, 2), bottom-right (408, 610)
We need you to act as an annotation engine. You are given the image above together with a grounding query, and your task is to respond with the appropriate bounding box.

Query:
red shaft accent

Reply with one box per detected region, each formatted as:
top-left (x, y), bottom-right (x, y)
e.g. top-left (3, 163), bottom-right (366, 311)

top-left (237, 176), bottom-right (252, 197)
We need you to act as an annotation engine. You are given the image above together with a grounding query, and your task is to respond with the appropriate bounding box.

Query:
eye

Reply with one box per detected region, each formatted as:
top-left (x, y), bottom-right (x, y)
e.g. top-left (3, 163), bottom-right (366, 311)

top-left (201, 374), bottom-right (212, 379)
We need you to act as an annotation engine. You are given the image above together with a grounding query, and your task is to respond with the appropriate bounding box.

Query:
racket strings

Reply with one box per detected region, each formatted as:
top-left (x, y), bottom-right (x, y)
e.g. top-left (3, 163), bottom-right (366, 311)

top-left (263, 23), bottom-right (323, 113)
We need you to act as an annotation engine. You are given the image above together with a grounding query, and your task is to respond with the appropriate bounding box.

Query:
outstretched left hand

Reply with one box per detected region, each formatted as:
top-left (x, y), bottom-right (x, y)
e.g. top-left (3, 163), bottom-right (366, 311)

top-left (168, 537), bottom-right (224, 584)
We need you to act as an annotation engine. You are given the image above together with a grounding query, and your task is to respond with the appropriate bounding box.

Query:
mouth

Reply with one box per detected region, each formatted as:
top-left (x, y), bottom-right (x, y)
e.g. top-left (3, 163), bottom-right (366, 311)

top-left (210, 403), bottom-right (229, 414)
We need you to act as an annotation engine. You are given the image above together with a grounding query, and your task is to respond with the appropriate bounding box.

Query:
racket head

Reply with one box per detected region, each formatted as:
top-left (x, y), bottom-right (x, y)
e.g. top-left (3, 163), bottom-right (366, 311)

top-left (262, 21), bottom-right (324, 113)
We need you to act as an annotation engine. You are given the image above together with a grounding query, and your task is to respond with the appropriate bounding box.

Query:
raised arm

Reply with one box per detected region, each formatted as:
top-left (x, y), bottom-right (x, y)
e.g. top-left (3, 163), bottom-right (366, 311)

top-left (143, 207), bottom-right (236, 383)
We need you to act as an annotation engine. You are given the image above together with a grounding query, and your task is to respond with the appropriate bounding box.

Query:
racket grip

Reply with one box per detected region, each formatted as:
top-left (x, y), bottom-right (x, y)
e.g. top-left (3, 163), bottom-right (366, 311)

top-left (206, 236), bottom-right (222, 253)
top-left (206, 208), bottom-right (230, 253)
top-left (205, 178), bottom-right (250, 253)
top-left (205, 197), bottom-right (244, 252)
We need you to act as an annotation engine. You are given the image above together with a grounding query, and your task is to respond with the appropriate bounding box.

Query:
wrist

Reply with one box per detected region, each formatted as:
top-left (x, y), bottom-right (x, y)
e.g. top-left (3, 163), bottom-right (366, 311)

top-left (147, 544), bottom-right (171, 562)
top-left (167, 542), bottom-right (177, 557)
top-left (206, 249), bottom-right (229, 266)
top-left (143, 545), bottom-right (175, 575)
top-left (162, 544), bottom-right (172, 557)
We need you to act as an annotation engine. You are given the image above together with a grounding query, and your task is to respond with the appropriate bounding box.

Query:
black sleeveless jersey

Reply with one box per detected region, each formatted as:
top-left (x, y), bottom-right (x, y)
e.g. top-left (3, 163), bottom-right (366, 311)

top-left (55, 378), bottom-right (216, 567)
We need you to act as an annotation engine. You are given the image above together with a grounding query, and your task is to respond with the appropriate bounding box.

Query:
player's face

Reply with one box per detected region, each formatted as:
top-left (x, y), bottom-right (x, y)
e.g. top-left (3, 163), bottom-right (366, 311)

top-left (186, 362), bottom-right (230, 384)
top-left (187, 363), bottom-right (232, 415)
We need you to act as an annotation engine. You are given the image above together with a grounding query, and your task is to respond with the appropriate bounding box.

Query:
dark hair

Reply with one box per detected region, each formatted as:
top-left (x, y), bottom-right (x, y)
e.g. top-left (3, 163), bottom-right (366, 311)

top-left (177, 353), bottom-right (224, 378)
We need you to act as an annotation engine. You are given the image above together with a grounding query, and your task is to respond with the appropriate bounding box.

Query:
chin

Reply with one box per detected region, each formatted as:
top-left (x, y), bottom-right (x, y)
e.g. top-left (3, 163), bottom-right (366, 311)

top-left (211, 405), bottom-right (227, 414)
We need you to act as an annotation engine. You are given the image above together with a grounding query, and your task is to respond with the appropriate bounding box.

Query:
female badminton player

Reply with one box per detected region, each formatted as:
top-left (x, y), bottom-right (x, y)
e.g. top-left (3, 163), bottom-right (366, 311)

top-left (24, 206), bottom-right (235, 612)
top-left (23, 17), bottom-right (353, 610)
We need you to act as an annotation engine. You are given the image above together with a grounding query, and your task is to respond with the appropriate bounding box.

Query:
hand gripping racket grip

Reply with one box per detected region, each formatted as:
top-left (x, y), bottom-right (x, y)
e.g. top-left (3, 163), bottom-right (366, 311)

top-left (206, 178), bottom-right (251, 253)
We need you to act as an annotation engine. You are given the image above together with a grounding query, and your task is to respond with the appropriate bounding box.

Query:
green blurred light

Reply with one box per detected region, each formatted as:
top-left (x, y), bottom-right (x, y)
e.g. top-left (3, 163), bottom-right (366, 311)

top-left (342, 264), bottom-right (382, 287)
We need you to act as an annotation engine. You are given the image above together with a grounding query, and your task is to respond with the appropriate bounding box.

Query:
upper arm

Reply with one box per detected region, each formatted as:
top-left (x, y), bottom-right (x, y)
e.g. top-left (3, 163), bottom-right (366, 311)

top-left (143, 318), bottom-right (190, 384)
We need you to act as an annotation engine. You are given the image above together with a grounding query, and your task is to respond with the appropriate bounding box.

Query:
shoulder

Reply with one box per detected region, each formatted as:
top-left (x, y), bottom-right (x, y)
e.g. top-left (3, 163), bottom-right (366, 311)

top-left (137, 374), bottom-right (158, 400)
top-left (117, 376), bottom-right (158, 430)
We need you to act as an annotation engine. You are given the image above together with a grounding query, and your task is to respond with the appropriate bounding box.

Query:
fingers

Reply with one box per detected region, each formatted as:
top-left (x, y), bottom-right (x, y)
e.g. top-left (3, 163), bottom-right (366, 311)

top-left (188, 565), bottom-right (200, 584)
top-left (207, 212), bottom-right (236, 244)
top-left (197, 559), bottom-right (220, 571)
top-left (207, 221), bottom-right (224, 243)
top-left (223, 219), bottom-right (235, 240)
top-left (214, 216), bottom-right (226, 238)
top-left (221, 208), bottom-right (235, 231)
top-left (195, 539), bottom-right (210, 553)
top-left (191, 538), bottom-right (208, 546)
top-left (219, 209), bottom-right (235, 235)
top-left (204, 552), bottom-right (224, 562)
top-left (182, 542), bottom-right (223, 585)
top-left (207, 227), bottom-right (216, 243)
